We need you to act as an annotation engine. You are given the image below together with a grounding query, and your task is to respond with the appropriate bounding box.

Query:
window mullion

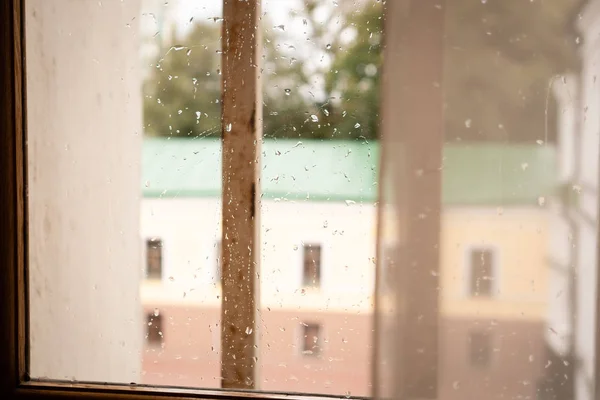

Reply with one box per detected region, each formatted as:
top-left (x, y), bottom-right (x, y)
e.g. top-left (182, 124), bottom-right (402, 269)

top-left (220, 0), bottom-right (261, 390)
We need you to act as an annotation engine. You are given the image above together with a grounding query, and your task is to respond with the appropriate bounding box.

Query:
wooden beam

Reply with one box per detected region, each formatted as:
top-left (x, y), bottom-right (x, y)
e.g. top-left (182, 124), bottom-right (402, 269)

top-left (221, 0), bottom-right (261, 390)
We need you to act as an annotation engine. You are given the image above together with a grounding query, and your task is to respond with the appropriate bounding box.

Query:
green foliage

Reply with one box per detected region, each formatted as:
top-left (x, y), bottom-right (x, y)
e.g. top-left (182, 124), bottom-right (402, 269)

top-left (143, 22), bottom-right (222, 138)
top-left (143, 0), bottom-right (579, 143)
top-left (143, 1), bottom-right (383, 140)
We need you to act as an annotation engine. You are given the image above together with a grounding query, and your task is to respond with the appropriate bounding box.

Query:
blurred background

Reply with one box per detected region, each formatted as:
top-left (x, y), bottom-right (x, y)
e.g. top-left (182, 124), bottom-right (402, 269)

top-left (24, 0), bottom-right (600, 399)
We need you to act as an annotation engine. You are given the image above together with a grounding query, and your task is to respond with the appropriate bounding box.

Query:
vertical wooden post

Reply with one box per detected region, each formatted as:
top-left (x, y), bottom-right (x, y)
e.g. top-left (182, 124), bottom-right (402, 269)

top-left (375, 1), bottom-right (444, 399)
top-left (221, 0), bottom-right (261, 390)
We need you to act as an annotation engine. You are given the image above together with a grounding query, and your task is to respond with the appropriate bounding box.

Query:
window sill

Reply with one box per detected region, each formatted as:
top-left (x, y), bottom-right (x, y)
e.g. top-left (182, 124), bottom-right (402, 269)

top-left (15, 380), bottom-right (368, 400)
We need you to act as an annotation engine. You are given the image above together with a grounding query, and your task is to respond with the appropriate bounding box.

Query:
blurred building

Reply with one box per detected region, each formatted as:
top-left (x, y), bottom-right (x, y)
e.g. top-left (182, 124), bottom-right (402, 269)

top-left (139, 138), bottom-right (556, 398)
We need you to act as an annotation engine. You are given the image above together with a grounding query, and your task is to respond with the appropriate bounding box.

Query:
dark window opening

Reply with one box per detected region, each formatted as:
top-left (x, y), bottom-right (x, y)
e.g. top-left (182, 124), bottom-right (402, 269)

top-left (302, 323), bottom-right (321, 356)
top-left (146, 238), bottom-right (162, 280)
top-left (146, 312), bottom-right (163, 345)
top-left (470, 248), bottom-right (494, 297)
top-left (469, 331), bottom-right (491, 367)
top-left (303, 244), bottom-right (321, 288)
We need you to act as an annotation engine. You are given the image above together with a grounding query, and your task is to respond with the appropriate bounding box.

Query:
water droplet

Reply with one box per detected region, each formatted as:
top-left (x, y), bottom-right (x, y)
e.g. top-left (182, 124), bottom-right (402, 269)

top-left (354, 123), bottom-right (361, 128)
top-left (178, 109), bottom-right (182, 115)
top-left (284, 88), bottom-right (291, 96)
top-left (310, 115), bottom-right (319, 122)
top-left (186, 49), bottom-right (192, 56)
top-left (226, 123), bottom-right (232, 132)
top-left (196, 111), bottom-right (201, 119)
top-left (172, 45), bottom-right (185, 51)
top-left (521, 162), bottom-right (529, 171)
top-left (323, 220), bottom-right (329, 228)
top-left (465, 119), bottom-right (472, 128)
top-left (572, 184), bottom-right (582, 194)
top-left (274, 24), bottom-right (285, 31)
top-left (345, 200), bottom-right (355, 206)
top-left (245, 327), bottom-right (253, 335)
top-left (536, 139), bottom-right (544, 145)
top-left (153, 308), bottom-right (160, 317)
top-left (323, 109), bottom-right (330, 117)
top-left (293, 244), bottom-right (298, 251)
top-left (326, 44), bottom-right (332, 50)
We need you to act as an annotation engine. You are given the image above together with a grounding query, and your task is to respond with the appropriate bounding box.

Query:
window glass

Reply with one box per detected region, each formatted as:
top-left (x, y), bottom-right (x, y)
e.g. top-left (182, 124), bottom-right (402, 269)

top-left (24, 1), bottom-right (600, 400)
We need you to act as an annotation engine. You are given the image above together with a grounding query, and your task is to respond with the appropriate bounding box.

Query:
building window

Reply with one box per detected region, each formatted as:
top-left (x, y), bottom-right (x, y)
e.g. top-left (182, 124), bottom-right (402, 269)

top-left (146, 238), bottom-right (162, 280)
top-left (215, 240), bottom-right (222, 284)
top-left (469, 331), bottom-right (491, 367)
top-left (146, 312), bottom-right (163, 345)
top-left (302, 244), bottom-right (321, 288)
top-left (469, 248), bottom-right (494, 296)
top-left (302, 323), bottom-right (321, 356)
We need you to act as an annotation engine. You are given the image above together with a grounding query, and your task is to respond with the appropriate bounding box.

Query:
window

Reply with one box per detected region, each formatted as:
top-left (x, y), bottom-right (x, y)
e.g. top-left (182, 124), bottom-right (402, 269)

top-left (302, 244), bottom-right (322, 288)
top-left (146, 238), bottom-right (162, 280)
top-left (469, 248), bottom-right (495, 297)
top-left (215, 240), bottom-right (222, 284)
top-left (301, 323), bottom-right (321, 356)
top-left (146, 312), bottom-right (163, 345)
top-left (469, 331), bottom-right (491, 368)
top-left (10, 1), bottom-right (600, 400)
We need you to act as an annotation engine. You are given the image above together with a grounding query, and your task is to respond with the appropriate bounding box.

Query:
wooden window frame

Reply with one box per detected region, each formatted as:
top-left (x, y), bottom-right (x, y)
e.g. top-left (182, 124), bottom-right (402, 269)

top-left (7, 0), bottom-right (600, 399)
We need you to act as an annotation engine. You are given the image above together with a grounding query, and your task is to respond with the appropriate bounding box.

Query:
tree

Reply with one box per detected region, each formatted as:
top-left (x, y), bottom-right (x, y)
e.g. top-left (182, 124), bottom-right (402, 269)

top-left (143, 0), bottom-right (579, 144)
top-left (143, 20), bottom-right (222, 138)
top-left (142, 1), bottom-right (383, 140)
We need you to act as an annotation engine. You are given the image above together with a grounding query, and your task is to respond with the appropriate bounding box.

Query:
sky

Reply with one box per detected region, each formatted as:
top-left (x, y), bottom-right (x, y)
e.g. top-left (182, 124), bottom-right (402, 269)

top-left (174, 0), bottom-right (301, 35)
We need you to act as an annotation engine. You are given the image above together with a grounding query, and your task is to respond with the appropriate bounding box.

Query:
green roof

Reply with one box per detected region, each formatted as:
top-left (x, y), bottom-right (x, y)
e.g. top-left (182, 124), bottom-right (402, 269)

top-left (142, 138), bottom-right (556, 205)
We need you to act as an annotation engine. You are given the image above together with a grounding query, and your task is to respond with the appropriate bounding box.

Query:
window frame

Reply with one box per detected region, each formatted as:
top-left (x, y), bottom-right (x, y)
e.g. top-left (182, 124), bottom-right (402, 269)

top-left (7, 0), bottom-right (600, 399)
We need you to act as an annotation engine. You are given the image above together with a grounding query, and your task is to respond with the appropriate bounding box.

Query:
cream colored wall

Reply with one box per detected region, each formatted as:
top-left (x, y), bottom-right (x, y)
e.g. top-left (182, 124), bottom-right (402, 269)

top-left (141, 199), bottom-right (549, 320)
top-left (26, 0), bottom-right (143, 382)
top-left (441, 208), bottom-right (549, 320)
top-left (140, 198), bottom-right (377, 313)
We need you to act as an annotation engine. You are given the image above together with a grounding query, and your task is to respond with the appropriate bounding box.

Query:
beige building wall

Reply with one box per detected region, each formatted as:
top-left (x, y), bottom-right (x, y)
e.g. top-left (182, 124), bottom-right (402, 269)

top-left (441, 208), bottom-right (549, 320)
top-left (26, 0), bottom-right (143, 382)
top-left (140, 199), bottom-right (550, 396)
